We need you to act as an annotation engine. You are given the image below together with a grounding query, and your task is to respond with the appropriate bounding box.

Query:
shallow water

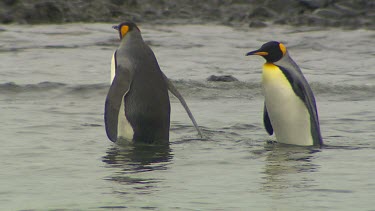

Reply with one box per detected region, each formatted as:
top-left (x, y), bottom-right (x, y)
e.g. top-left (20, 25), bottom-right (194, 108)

top-left (0, 23), bottom-right (374, 210)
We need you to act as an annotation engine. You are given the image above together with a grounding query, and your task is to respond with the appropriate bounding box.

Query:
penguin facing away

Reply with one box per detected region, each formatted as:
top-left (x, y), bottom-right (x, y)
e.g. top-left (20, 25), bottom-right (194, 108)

top-left (246, 41), bottom-right (323, 146)
top-left (105, 21), bottom-right (203, 144)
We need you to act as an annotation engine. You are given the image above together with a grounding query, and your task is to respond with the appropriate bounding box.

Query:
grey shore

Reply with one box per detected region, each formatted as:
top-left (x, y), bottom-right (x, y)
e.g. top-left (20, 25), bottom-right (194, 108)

top-left (0, 0), bottom-right (374, 29)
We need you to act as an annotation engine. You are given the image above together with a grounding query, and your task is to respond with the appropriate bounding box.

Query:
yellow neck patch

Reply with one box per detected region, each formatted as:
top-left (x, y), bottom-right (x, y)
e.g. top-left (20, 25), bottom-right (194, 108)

top-left (279, 43), bottom-right (287, 56)
top-left (262, 63), bottom-right (279, 81)
top-left (262, 63), bottom-right (290, 88)
top-left (120, 25), bottom-right (129, 38)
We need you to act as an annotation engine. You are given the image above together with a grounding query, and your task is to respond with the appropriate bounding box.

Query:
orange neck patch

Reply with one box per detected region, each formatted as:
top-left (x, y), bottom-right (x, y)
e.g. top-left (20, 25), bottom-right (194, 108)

top-left (120, 25), bottom-right (129, 38)
top-left (279, 43), bottom-right (287, 55)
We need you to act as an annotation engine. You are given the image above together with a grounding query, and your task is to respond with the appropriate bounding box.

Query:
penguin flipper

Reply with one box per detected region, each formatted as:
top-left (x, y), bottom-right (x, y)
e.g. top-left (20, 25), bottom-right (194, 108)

top-left (263, 103), bottom-right (273, 135)
top-left (104, 66), bottom-right (132, 142)
top-left (162, 73), bottom-right (203, 138)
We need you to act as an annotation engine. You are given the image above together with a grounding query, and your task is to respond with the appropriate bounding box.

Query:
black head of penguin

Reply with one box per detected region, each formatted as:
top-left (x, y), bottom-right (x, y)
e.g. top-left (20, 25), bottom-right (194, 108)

top-left (112, 21), bottom-right (140, 39)
top-left (246, 41), bottom-right (287, 63)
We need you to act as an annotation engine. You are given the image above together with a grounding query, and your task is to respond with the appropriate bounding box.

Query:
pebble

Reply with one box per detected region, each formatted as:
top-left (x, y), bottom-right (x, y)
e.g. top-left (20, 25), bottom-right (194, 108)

top-left (207, 75), bottom-right (239, 82)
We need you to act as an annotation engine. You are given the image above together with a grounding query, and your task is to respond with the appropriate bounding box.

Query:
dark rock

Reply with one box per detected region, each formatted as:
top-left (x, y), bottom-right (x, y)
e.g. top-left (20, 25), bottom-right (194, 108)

top-left (0, 0), bottom-right (372, 29)
top-left (273, 18), bottom-right (287, 25)
top-left (207, 75), bottom-right (239, 82)
top-left (225, 4), bottom-right (250, 23)
top-left (24, 2), bottom-right (63, 24)
top-left (162, 9), bottom-right (171, 17)
top-left (144, 9), bottom-right (158, 17)
top-left (0, 12), bottom-right (13, 24)
top-left (110, 0), bottom-right (126, 6)
top-left (267, 140), bottom-right (278, 145)
top-left (249, 20), bottom-right (267, 28)
top-left (313, 8), bottom-right (343, 19)
top-left (248, 6), bottom-right (276, 19)
top-left (298, 0), bottom-right (331, 9)
top-left (334, 2), bottom-right (362, 17)
top-left (227, 14), bottom-right (246, 23)
top-left (109, 5), bottom-right (125, 18)
top-left (264, 0), bottom-right (302, 15)
top-left (293, 14), bottom-right (329, 26)
top-left (3, 0), bottom-right (18, 6)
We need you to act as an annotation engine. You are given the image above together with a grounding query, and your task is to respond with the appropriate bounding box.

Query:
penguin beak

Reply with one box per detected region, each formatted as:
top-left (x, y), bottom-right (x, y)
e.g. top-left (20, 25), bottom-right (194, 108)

top-left (246, 50), bottom-right (268, 56)
top-left (112, 25), bottom-right (119, 31)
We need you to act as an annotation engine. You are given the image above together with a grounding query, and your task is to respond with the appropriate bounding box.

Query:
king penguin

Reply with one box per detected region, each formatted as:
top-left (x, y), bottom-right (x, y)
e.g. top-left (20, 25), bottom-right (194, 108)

top-left (246, 41), bottom-right (323, 146)
top-left (105, 21), bottom-right (203, 144)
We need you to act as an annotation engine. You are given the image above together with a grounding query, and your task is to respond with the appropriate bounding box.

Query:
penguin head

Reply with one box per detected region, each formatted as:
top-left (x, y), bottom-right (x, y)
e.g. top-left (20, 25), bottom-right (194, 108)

top-left (112, 21), bottom-right (140, 39)
top-left (246, 41), bottom-right (287, 63)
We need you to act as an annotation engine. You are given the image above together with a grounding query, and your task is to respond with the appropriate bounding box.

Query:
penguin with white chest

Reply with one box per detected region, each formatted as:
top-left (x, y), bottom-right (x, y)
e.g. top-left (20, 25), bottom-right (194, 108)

top-left (105, 22), bottom-right (203, 144)
top-left (246, 41), bottom-right (323, 146)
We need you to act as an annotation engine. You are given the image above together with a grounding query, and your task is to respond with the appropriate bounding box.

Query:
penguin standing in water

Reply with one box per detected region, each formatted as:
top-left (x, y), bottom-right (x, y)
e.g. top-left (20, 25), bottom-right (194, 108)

top-left (246, 41), bottom-right (323, 146)
top-left (105, 22), bottom-right (202, 144)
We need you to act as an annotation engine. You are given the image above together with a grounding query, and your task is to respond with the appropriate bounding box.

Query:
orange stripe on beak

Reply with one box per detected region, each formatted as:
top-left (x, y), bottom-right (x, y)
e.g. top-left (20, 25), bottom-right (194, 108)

top-left (254, 52), bottom-right (268, 56)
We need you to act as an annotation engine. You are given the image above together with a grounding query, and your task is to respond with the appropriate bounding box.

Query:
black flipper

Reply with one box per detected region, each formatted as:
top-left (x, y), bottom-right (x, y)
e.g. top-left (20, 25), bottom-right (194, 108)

top-left (104, 55), bottom-right (132, 142)
top-left (263, 103), bottom-right (273, 135)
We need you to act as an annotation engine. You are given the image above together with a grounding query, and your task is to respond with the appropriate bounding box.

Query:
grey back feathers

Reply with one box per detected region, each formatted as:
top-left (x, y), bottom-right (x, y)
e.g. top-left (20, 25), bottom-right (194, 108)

top-left (122, 32), bottom-right (170, 143)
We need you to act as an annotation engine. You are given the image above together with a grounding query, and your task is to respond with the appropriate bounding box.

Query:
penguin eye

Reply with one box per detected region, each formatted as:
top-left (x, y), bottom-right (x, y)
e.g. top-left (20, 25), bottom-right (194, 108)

top-left (120, 25), bottom-right (129, 38)
top-left (279, 43), bottom-right (287, 56)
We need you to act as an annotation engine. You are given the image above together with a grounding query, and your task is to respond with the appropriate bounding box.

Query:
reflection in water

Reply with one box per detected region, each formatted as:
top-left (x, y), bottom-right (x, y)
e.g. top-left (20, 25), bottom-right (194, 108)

top-left (261, 144), bottom-right (321, 194)
top-left (102, 144), bottom-right (172, 195)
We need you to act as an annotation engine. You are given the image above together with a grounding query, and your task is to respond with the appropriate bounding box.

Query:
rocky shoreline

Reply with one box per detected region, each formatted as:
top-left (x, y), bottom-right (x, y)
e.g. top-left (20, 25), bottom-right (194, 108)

top-left (0, 0), bottom-right (374, 29)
